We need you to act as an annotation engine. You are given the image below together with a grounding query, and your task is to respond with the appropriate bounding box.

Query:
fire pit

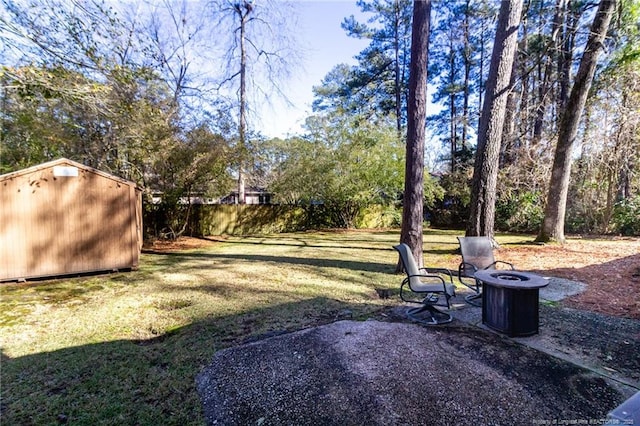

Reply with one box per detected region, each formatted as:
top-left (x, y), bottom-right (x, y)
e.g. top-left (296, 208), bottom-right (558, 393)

top-left (474, 270), bottom-right (549, 337)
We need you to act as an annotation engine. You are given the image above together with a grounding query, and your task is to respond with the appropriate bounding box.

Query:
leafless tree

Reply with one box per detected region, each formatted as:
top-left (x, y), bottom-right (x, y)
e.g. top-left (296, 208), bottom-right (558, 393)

top-left (211, 0), bottom-right (300, 203)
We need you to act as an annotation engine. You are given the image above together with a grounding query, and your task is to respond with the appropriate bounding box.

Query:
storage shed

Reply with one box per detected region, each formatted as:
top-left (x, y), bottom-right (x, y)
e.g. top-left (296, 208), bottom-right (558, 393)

top-left (0, 158), bottom-right (142, 281)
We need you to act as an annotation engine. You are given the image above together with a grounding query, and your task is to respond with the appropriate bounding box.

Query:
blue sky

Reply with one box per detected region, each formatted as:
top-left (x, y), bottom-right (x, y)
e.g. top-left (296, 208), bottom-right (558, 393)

top-left (258, 1), bottom-right (446, 169)
top-left (258, 1), bottom-right (369, 137)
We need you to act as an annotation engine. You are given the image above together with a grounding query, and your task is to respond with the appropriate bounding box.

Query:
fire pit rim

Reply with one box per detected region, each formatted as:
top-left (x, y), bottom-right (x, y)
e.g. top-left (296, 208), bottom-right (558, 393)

top-left (474, 270), bottom-right (549, 289)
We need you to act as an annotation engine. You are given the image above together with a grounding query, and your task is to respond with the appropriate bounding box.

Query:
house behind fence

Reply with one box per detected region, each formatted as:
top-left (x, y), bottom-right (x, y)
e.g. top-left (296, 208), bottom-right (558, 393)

top-left (0, 158), bottom-right (142, 282)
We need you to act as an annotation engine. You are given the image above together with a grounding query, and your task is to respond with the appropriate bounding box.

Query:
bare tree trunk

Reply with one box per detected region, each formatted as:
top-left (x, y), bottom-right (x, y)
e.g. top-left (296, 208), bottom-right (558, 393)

top-left (558, 1), bottom-right (577, 116)
top-left (398, 0), bottom-right (431, 271)
top-left (447, 29), bottom-right (457, 174)
top-left (450, 40), bottom-right (457, 174)
top-left (236, 1), bottom-right (250, 205)
top-left (466, 0), bottom-right (524, 239)
top-left (393, 0), bottom-right (403, 136)
top-left (533, 0), bottom-right (566, 144)
top-left (519, 0), bottom-right (530, 143)
top-left (537, 0), bottom-right (616, 243)
top-left (478, 20), bottom-right (485, 122)
top-left (501, 50), bottom-right (519, 167)
top-left (462, 0), bottom-right (471, 150)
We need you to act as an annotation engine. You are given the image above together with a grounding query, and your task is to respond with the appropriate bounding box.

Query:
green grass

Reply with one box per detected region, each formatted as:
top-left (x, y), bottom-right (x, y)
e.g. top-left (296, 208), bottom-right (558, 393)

top-left (0, 229), bottom-right (525, 425)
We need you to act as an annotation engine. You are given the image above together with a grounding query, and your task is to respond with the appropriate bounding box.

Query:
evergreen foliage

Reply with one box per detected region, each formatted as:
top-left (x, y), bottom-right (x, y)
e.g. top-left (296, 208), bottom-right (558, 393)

top-left (1, 0), bottom-right (638, 236)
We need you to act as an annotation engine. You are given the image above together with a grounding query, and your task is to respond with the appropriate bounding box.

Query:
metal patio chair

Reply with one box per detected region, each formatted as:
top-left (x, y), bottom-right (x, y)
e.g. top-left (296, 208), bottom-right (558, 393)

top-left (393, 243), bottom-right (456, 325)
top-left (457, 236), bottom-right (515, 306)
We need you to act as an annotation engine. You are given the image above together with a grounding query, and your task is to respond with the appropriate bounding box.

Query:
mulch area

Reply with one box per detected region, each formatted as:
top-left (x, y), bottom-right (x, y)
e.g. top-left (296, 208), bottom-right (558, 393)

top-left (144, 235), bottom-right (640, 320)
top-left (143, 236), bottom-right (227, 253)
top-left (500, 237), bottom-right (640, 320)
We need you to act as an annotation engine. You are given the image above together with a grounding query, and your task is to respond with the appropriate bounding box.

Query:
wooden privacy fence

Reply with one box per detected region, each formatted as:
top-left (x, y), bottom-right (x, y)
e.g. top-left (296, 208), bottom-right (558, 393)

top-left (179, 204), bottom-right (402, 236)
top-left (188, 204), bottom-right (309, 235)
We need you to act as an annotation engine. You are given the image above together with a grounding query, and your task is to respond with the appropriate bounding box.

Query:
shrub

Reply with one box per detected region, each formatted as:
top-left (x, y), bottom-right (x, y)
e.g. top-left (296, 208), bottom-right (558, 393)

top-left (495, 191), bottom-right (544, 233)
top-left (356, 204), bottom-right (402, 228)
top-left (612, 196), bottom-right (640, 236)
top-left (428, 172), bottom-right (469, 229)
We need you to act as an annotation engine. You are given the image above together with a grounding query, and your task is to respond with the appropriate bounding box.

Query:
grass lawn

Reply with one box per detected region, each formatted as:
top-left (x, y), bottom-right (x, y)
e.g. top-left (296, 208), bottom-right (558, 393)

top-left (0, 230), bottom-right (571, 424)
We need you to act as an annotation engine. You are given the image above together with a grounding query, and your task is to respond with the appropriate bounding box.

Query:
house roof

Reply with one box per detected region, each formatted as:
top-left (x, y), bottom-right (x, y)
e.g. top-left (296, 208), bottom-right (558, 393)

top-left (0, 158), bottom-right (141, 189)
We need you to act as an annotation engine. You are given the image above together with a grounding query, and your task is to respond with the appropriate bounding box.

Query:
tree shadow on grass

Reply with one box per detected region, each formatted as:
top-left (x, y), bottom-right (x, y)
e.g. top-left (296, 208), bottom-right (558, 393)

top-left (200, 235), bottom-right (400, 252)
top-left (3, 295), bottom-right (637, 425)
top-left (0, 297), bottom-right (387, 426)
top-left (189, 229), bottom-right (462, 253)
top-left (145, 251), bottom-right (398, 275)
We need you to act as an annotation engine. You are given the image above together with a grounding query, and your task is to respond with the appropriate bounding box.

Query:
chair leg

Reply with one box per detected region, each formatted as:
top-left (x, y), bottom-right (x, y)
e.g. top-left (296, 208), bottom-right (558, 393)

top-left (406, 304), bottom-right (453, 325)
top-left (465, 292), bottom-right (482, 307)
top-left (460, 278), bottom-right (482, 307)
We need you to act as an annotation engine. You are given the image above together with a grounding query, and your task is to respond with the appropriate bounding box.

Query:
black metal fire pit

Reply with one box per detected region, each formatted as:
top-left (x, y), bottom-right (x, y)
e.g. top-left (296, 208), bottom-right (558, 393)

top-left (474, 270), bottom-right (549, 337)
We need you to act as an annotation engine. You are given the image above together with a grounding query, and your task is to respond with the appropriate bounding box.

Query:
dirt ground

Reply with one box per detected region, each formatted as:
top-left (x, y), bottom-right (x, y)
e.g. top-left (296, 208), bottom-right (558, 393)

top-left (145, 234), bottom-right (640, 319)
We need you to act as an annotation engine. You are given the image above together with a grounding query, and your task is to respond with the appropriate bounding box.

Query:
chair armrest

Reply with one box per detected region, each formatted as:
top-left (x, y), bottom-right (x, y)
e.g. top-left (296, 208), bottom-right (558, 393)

top-left (422, 267), bottom-right (455, 284)
top-left (401, 271), bottom-right (455, 307)
top-left (404, 273), bottom-right (447, 292)
top-left (458, 262), bottom-right (478, 278)
top-left (407, 272), bottom-right (446, 282)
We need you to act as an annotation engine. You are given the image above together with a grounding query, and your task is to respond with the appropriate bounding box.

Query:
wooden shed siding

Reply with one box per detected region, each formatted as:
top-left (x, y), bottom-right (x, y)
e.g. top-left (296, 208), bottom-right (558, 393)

top-left (0, 159), bottom-right (141, 281)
